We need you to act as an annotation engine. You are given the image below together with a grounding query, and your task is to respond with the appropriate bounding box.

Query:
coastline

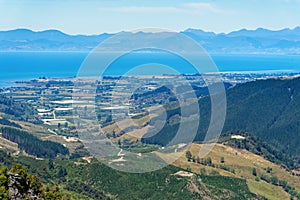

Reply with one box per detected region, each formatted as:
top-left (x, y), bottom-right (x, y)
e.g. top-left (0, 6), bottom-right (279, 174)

top-left (1, 70), bottom-right (300, 90)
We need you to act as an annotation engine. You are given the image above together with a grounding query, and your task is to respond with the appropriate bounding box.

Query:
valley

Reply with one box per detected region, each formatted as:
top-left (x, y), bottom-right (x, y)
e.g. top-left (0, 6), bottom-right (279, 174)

top-left (0, 73), bottom-right (300, 199)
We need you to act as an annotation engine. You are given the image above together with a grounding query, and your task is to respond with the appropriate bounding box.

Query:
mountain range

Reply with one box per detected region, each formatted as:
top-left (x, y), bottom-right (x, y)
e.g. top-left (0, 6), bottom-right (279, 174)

top-left (1, 27), bottom-right (300, 54)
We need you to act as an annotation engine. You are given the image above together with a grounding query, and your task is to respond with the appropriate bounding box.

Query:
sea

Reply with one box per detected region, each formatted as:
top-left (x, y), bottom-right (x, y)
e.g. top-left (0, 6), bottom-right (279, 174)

top-left (1, 51), bottom-right (300, 88)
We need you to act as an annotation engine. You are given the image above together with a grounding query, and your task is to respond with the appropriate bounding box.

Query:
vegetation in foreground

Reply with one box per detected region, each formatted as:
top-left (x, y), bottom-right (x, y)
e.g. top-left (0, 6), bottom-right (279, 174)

top-left (0, 150), bottom-right (262, 200)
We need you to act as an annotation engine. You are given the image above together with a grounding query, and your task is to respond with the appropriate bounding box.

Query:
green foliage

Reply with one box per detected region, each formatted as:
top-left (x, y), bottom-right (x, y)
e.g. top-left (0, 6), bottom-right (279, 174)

top-left (0, 95), bottom-right (39, 123)
top-left (141, 78), bottom-right (300, 168)
top-left (70, 145), bottom-right (90, 159)
top-left (220, 157), bottom-right (225, 163)
top-left (0, 163), bottom-right (63, 199)
top-left (260, 173), bottom-right (300, 198)
top-left (44, 186), bottom-right (63, 200)
top-left (222, 131), bottom-right (297, 169)
top-left (209, 170), bottom-right (220, 176)
top-left (62, 160), bottom-right (261, 200)
top-left (186, 150), bottom-right (192, 161)
top-left (0, 166), bottom-right (8, 200)
top-left (186, 152), bottom-right (235, 174)
top-left (0, 118), bottom-right (22, 129)
top-left (0, 150), bottom-right (263, 200)
top-left (201, 175), bottom-right (257, 200)
top-left (9, 163), bottom-right (42, 195)
top-left (270, 176), bottom-right (279, 186)
top-left (65, 162), bottom-right (197, 199)
top-left (200, 168), bottom-right (206, 175)
top-left (252, 168), bottom-right (257, 176)
top-left (0, 126), bottom-right (69, 158)
top-left (266, 167), bottom-right (272, 173)
top-left (48, 159), bottom-right (54, 170)
top-left (219, 78), bottom-right (300, 161)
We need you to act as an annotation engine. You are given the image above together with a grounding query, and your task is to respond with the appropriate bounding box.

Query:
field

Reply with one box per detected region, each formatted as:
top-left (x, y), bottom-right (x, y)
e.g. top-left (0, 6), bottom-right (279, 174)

top-left (247, 179), bottom-right (290, 200)
top-left (166, 143), bottom-right (300, 199)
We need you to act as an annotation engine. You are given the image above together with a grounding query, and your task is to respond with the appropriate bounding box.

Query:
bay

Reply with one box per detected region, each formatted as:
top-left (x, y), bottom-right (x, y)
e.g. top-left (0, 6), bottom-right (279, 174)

top-left (0, 52), bottom-right (300, 88)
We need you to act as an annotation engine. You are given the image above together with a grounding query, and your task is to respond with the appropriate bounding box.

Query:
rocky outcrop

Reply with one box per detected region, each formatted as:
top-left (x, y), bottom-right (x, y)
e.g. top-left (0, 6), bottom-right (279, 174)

top-left (8, 173), bottom-right (41, 200)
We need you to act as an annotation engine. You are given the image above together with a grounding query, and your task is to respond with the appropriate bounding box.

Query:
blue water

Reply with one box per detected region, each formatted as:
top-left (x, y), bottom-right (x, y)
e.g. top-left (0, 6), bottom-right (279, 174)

top-left (0, 52), bottom-right (300, 87)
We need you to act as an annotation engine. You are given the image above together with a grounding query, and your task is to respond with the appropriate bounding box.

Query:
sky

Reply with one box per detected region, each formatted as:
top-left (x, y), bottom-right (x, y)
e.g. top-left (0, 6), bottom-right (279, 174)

top-left (0, 0), bottom-right (300, 35)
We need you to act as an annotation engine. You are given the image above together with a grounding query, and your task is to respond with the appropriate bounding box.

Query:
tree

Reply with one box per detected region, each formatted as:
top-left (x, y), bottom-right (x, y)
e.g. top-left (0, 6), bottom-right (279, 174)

top-left (84, 106), bottom-right (88, 116)
top-left (192, 156), bottom-right (196, 163)
top-left (266, 167), bottom-right (272, 173)
top-left (186, 166), bottom-right (191, 172)
top-left (260, 174), bottom-right (270, 182)
top-left (48, 159), bottom-right (54, 170)
top-left (207, 157), bottom-right (212, 166)
top-left (185, 151), bottom-right (192, 161)
top-left (28, 175), bottom-right (43, 194)
top-left (44, 186), bottom-right (62, 200)
top-left (252, 168), bottom-right (257, 176)
top-left (0, 127), bottom-right (69, 158)
top-left (270, 176), bottom-right (279, 185)
top-left (0, 166), bottom-right (8, 199)
top-left (220, 157), bottom-right (225, 163)
top-left (279, 180), bottom-right (287, 187)
top-left (200, 168), bottom-right (206, 175)
top-left (210, 170), bottom-right (220, 176)
top-left (57, 167), bottom-right (67, 178)
top-left (112, 130), bottom-right (116, 138)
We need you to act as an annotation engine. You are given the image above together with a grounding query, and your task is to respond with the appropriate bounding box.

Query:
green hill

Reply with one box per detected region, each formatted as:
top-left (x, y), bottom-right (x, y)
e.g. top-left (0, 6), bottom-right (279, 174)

top-left (221, 78), bottom-right (300, 158)
top-left (142, 77), bottom-right (300, 167)
top-left (0, 150), bottom-right (262, 200)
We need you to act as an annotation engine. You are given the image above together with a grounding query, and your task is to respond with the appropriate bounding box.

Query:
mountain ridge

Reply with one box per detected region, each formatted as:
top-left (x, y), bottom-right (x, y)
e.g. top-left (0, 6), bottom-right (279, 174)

top-left (141, 77), bottom-right (300, 165)
top-left (3, 26), bottom-right (300, 37)
top-left (2, 27), bottom-right (300, 53)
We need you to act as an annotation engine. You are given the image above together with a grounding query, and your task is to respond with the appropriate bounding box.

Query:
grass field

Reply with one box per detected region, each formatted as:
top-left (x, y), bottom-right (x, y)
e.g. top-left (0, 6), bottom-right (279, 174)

top-left (247, 179), bottom-right (290, 200)
top-left (165, 143), bottom-right (299, 199)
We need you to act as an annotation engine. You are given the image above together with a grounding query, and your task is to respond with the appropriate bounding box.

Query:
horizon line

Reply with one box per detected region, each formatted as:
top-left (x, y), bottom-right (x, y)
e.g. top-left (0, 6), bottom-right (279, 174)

top-left (1, 26), bottom-right (300, 37)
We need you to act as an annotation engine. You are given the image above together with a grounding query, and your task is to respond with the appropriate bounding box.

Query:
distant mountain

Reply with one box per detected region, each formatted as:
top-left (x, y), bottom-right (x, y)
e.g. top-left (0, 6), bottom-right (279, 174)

top-left (1, 27), bottom-right (300, 53)
top-left (0, 29), bottom-right (113, 51)
top-left (227, 27), bottom-right (300, 40)
top-left (182, 27), bottom-right (300, 54)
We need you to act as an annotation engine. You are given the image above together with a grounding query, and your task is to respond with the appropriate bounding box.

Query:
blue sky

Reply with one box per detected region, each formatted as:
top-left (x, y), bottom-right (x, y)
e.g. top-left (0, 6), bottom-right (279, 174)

top-left (0, 0), bottom-right (300, 35)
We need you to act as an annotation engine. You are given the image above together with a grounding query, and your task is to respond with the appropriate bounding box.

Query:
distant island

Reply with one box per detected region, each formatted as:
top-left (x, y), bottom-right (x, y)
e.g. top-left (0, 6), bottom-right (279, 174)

top-left (1, 27), bottom-right (300, 54)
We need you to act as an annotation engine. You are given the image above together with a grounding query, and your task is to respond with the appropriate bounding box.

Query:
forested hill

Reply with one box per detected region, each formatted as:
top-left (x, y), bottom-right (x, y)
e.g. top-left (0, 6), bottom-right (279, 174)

top-left (221, 77), bottom-right (300, 158)
top-left (0, 94), bottom-right (40, 123)
top-left (143, 77), bottom-right (300, 162)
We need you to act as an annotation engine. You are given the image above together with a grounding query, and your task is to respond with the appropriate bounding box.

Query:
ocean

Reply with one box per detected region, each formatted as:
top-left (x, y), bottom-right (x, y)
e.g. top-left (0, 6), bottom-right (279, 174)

top-left (0, 52), bottom-right (300, 88)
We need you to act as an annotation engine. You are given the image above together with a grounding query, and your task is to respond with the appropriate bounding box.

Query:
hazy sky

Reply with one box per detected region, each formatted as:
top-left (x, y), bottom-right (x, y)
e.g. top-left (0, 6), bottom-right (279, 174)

top-left (1, 0), bottom-right (300, 35)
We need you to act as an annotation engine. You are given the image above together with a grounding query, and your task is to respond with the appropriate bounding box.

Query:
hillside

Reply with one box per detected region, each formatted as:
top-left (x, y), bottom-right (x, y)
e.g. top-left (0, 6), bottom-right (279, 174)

top-left (221, 77), bottom-right (300, 159)
top-left (0, 149), bottom-right (264, 200)
top-left (1, 77), bottom-right (300, 199)
top-left (142, 77), bottom-right (300, 167)
top-left (168, 143), bottom-right (300, 200)
top-left (0, 95), bottom-right (264, 199)
top-left (0, 163), bottom-right (64, 200)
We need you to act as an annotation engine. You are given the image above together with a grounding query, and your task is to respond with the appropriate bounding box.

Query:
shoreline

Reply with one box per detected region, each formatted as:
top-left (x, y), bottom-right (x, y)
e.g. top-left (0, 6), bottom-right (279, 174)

top-left (1, 70), bottom-right (300, 90)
